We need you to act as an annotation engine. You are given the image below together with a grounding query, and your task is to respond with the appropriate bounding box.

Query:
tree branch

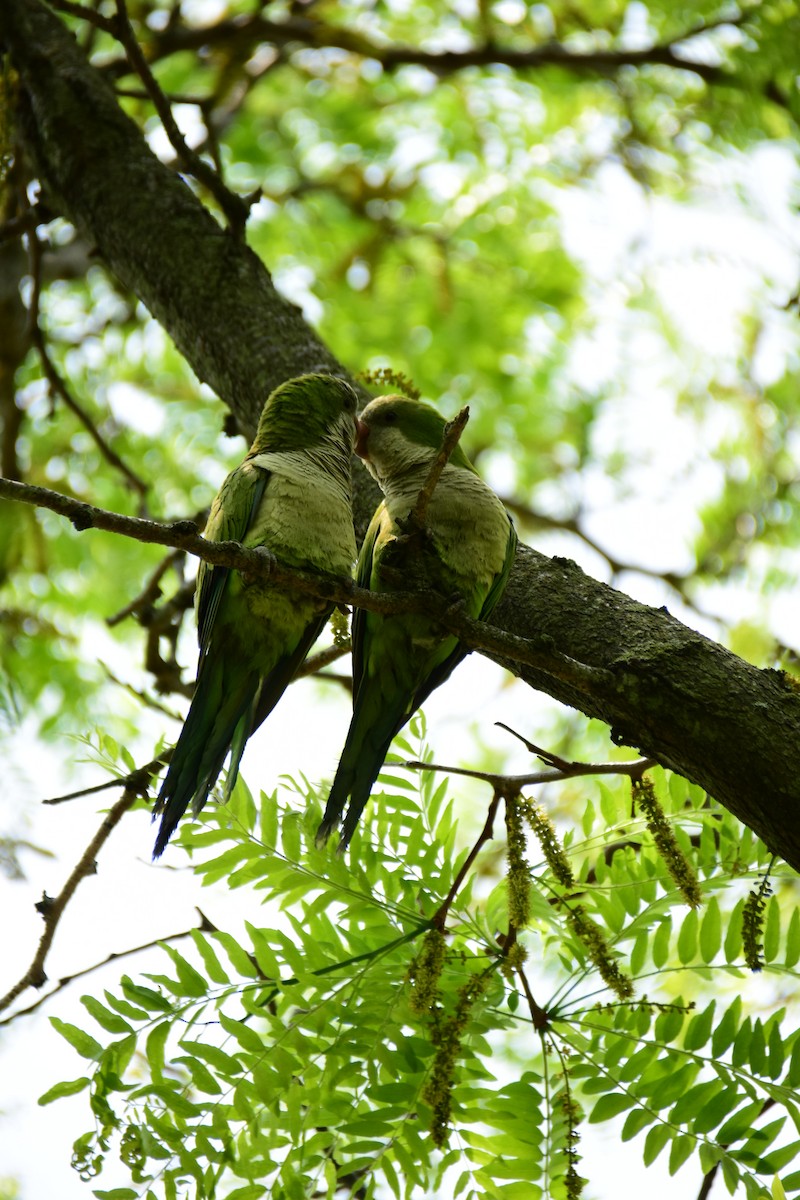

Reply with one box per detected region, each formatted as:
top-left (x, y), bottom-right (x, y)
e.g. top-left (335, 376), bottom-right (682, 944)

top-left (26, 228), bottom-right (150, 504)
top-left (122, 13), bottom-right (740, 90)
top-left (409, 405), bottom-right (470, 529)
top-left (0, 912), bottom-right (208, 1026)
top-left (0, 474), bottom-right (613, 694)
top-left (112, 0), bottom-right (254, 237)
top-left (0, 787), bottom-right (137, 1013)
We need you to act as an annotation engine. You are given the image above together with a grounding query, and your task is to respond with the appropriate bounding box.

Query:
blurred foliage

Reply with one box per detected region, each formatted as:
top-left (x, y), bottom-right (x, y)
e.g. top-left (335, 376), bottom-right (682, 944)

top-left (42, 721), bottom-right (800, 1199)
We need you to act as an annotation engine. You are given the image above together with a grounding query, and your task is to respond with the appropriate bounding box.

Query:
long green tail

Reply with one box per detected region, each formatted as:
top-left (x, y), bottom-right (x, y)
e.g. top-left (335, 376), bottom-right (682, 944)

top-left (152, 654), bottom-right (259, 857)
top-left (316, 705), bottom-right (407, 851)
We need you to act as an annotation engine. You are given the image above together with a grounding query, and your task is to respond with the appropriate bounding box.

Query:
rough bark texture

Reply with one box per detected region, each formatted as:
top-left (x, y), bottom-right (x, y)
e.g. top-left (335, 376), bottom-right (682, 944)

top-left (3, 0), bottom-right (800, 870)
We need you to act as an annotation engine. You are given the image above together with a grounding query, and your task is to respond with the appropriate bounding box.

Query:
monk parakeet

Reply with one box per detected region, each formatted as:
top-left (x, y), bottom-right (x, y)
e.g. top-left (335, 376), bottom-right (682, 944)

top-left (153, 373), bottom-right (359, 856)
top-left (318, 395), bottom-right (517, 849)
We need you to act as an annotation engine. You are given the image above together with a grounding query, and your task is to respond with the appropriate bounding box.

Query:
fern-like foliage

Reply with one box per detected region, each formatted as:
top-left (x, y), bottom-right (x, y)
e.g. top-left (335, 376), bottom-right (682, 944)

top-left (41, 722), bottom-right (800, 1199)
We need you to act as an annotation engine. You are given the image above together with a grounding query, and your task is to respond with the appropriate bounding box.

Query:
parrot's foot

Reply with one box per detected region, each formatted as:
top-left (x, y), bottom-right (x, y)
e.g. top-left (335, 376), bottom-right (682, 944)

top-left (241, 544), bottom-right (276, 585)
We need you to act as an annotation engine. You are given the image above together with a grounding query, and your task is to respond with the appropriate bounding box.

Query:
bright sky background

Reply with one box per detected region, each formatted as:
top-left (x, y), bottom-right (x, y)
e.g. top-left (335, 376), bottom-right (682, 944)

top-left (2, 134), bottom-right (800, 1200)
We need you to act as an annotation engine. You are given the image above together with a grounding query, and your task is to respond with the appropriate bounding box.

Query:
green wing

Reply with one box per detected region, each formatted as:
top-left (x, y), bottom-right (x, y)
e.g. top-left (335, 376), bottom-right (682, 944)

top-left (350, 501), bottom-right (384, 703)
top-left (405, 511), bottom-right (517, 715)
top-left (196, 464), bottom-right (268, 655)
top-left (478, 513), bottom-right (517, 621)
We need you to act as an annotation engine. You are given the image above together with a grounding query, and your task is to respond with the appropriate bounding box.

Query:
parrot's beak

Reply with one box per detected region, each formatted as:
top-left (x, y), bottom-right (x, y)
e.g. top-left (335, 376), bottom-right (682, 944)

top-left (354, 418), bottom-right (370, 460)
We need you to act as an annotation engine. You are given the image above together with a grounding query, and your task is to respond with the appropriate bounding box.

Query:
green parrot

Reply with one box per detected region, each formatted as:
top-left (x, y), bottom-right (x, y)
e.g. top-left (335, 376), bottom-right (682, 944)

top-left (153, 373), bottom-right (359, 857)
top-left (318, 395), bottom-right (517, 849)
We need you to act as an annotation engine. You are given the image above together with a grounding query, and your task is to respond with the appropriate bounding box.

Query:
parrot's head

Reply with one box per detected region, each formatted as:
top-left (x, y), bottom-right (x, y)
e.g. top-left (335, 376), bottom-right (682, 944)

top-left (355, 395), bottom-right (472, 486)
top-left (250, 374), bottom-right (359, 459)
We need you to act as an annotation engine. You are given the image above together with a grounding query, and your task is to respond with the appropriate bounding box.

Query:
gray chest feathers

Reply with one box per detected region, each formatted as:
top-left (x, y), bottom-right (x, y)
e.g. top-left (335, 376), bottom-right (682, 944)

top-left (248, 451), bottom-right (357, 573)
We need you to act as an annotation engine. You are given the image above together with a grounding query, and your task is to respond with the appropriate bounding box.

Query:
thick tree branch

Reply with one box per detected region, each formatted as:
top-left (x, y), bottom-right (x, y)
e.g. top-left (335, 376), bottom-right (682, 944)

top-left (3, 1), bottom-right (800, 875)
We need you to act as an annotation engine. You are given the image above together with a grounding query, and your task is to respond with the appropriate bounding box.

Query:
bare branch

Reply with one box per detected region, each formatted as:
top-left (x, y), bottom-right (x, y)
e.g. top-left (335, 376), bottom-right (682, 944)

top-left (404, 754), bottom-right (655, 791)
top-left (137, 13), bottom-right (734, 89)
top-left (43, 753), bottom-right (167, 805)
top-left (106, 548), bottom-right (186, 627)
top-left (113, 0), bottom-right (255, 237)
top-left (294, 642), bottom-right (350, 679)
top-left (0, 912), bottom-right (210, 1026)
top-left (46, 0), bottom-right (118, 35)
top-left (27, 230), bottom-right (150, 504)
top-left (409, 405), bottom-right (470, 529)
top-left (432, 789), bottom-right (504, 930)
top-left (0, 788), bottom-right (137, 1013)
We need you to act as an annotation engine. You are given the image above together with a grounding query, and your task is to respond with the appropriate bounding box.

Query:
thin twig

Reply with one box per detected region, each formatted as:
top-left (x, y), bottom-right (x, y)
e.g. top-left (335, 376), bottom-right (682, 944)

top-left (100, 662), bottom-right (185, 718)
top-left (106, 548), bottom-right (185, 627)
top-left (495, 722), bottom-right (655, 779)
top-left (113, 0), bottom-right (253, 237)
top-left (0, 911), bottom-right (212, 1027)
top-left (294, 642), bottom-right (350, 678)
top-left (46, 0), bottom-right (119, 35)
top-left (517, 962), bottom-right (550, 1031)
top-left (431, 788), bottom-right (504, 930)
top-left (26, 230), bottom-right (150, 504)
top-left (499, 495), bottom-right (695, 600)
top-left (410, 405), bottom-right (470, 528)
top-left (404, 755), bottom-right (655, 790)
top-left (0, 205), bottom-right (50, 244)
top-left (0, 788), bottom-right (138, 1013)
top-left (43, 753), bottom-right (167, 805)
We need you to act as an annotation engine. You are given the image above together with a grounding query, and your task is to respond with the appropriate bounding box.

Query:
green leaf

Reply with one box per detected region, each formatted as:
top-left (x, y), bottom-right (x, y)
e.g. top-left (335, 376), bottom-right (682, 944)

top-left (81, 995), bottom-right (133, 1035)
top-left (49, 1017), bottom-right (103, 1061)
top-left (38, 1076), bottom-right (90, 1106)
top-left (676, 908), bottom-right (698, 964)
top-left (787, 1034), bottom-right (800, 1087)
top-left (668, 1134), bottom-right (694, 1175)
top-left (683, 1001), bottom-right (715, 1052)
top-left (146, 1021), bottom-right (170, 1081)
top-left (212, 931), bottom-right (262, 979)
top-left (749, 1018), bottom-right (767, 1075)
top-left (699, 896), bottom-right (721, 962)
top-left (173, 1055), bottom-right (223, 1095)
top-left (120, 977), bottom-right (173, 1012)
top-left (190, 930), bottom-right (230, 985)
top-left (764, 895), bottom-right (781, 962)
top-left (621, 1107), bottom-right (654, 1141)
top-left (773, 1176), bottom-right (788, 1200)
top-left (246, 923), bottom-right (281, 978)
top-left (785, 908), bottom-right (800, 968)
top-left (718, 1100), bottom-right (767, 1144)
top-left (652, 919), bottom-right (671, 969)
top-left (643, 1123), bottom-right (671, 1166)
top-left (588, 1093), bottom-right (633, 1123)
top-left (712, 996), bottom-right (742, 1058)
top-left (179, 1039), bottom-right (244, 1077)
top-left (219, 1012), bottom-right (265, 1053)
top-left (159, 945), bottom-right (208, 997)
top-left (721, 1152), bottom-right (741, 1192)
top-left (724, 899), bottom-right (745, 964)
